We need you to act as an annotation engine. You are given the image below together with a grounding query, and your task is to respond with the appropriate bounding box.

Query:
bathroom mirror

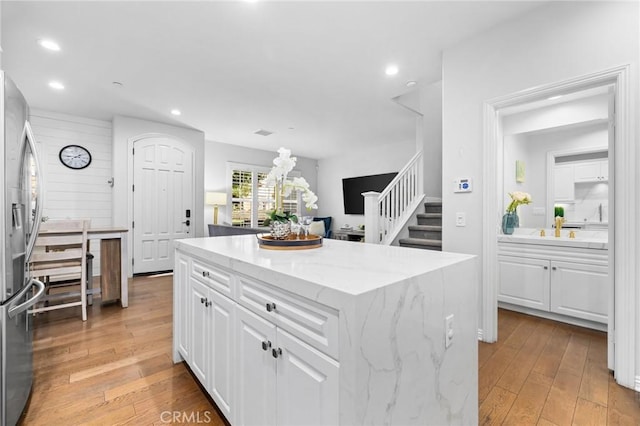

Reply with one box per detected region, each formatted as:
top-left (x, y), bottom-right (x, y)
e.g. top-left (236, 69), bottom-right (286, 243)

top-left (501, 87), bottom-right (611, 229)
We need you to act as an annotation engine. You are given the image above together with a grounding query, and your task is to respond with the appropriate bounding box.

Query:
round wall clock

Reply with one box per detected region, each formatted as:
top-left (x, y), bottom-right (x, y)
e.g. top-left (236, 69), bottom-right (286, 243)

top-left (59, 145), bottom-right (92, 170)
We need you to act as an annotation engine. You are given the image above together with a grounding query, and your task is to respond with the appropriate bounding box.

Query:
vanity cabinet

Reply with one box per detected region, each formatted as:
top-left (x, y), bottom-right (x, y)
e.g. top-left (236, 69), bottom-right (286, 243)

top-left (574, 159), bottom-right (608, 183)
top-left (498, 242), bottom-right (608, 327)
top-left (549, 261), bottom-right (608, 323)
top-left (174, 251), bottom-right (339, 426)
top-left (497, 256), bottom-right (550, 310)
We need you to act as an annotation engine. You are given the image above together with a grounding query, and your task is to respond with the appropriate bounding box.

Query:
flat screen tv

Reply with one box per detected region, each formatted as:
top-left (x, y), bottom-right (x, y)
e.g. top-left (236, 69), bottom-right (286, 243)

top-left (342, 172), bottom-right (398, 215)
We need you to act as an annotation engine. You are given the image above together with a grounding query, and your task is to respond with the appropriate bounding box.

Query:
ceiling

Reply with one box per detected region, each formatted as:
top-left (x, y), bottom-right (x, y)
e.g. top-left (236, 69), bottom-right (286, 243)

top-left (2, 1), bottom-right (546, 159)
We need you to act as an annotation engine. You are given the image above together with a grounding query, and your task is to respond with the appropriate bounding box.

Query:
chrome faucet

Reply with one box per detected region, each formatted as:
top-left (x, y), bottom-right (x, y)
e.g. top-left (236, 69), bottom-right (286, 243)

top-left (555, 216), bottom-right (565, 238)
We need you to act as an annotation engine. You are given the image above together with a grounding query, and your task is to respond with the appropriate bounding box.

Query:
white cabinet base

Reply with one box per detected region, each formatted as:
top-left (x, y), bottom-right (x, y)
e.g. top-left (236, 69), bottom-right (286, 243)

top-left (498, 302), bottom-right (607, 332)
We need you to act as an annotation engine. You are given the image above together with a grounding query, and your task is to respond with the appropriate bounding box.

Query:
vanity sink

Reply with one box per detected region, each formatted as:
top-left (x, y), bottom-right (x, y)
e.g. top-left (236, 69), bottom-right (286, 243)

top-left (498, 227), bottom-right (608, 249)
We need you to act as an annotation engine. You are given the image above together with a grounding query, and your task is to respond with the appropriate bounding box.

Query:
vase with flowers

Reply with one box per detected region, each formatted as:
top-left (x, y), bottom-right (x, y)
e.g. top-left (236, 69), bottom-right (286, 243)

top-left (262, 148), bottom-right (318, 240)
top-left (502, 191), bottom-right (532, 235)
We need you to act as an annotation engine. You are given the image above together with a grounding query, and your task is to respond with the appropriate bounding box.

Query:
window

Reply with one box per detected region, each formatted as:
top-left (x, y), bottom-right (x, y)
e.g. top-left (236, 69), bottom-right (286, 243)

top-left (229, 163), bottom-right (300, 228)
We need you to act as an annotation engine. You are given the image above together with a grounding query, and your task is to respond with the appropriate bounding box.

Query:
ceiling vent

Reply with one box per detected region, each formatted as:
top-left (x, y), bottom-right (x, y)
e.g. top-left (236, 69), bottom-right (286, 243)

top-left (254, 129), bottom-right (274, 137)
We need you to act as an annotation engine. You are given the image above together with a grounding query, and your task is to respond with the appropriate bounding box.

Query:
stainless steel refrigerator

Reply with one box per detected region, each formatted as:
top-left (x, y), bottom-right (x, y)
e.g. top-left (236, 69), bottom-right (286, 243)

top-left (0, 71), bottom-right (45, 425)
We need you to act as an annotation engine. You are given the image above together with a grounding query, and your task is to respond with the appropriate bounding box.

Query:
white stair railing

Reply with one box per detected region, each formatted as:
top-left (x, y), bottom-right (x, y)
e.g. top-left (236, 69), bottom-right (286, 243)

top-left (364, 151), bottom-right (424, 244)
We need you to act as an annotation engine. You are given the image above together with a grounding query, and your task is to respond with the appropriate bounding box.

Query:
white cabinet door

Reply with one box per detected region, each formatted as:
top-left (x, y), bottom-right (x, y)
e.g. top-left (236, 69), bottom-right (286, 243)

top-left (208, 290), bottom-right (236, 423)
top-left (574, 160), bottom-right (608, 182)
top-left (498, 256), bottom-right (550, 310)
top-left (554, 164), bottom-right (575, 201)
top-left (550, 261), bottom-right (608, 323)
top-left (236, 306), bottom-right (277, 426)
top-left (190, 278), bottom-right (210, 385)
top-left (174, 254), bottom-right (190, 362)
top-left (275, 328), bottom-right (339, 426)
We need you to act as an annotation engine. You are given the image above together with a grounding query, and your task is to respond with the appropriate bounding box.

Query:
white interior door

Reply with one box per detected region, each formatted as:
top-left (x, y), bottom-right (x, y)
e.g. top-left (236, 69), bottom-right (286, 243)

top-left (133, 137), bottom-right (193, 273)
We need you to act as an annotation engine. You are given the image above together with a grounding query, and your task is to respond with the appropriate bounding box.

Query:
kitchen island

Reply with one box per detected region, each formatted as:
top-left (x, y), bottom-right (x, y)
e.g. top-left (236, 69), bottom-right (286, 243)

top-left (173, 235), bottom-right (478, 425)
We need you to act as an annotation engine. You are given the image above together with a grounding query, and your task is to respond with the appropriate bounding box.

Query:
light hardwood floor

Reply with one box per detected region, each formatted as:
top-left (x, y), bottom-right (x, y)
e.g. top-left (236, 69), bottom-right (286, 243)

top-left (22, 274), bottom-right (640, 425)
top-left (480, 309), bottom-right (640, 425)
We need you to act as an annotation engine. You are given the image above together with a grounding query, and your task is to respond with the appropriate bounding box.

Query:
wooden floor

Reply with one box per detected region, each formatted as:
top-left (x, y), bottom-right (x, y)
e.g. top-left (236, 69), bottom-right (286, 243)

top-left (480, 309), bottom-right (640, 425)
top-left (23, 274), bottom-right (225, 426)
top-left (22, 274), bottom-right (640, 425)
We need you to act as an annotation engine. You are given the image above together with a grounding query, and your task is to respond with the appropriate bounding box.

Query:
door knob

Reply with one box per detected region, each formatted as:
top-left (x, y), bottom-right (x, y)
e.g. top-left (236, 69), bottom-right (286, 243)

top-left (182, 219), bottom-right (191, 226)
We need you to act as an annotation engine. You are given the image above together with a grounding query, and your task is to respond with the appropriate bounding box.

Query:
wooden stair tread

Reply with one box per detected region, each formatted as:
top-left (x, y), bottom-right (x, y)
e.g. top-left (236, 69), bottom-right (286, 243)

top-left (417, 213), bottom-right (442, 218)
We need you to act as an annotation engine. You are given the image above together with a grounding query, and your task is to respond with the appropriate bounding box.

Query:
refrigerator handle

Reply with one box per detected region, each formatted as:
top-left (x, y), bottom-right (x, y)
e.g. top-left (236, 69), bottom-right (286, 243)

top-left (8, 278), bottom-right (45, 319)
top-left (24, 121), bottom-right (44, 263)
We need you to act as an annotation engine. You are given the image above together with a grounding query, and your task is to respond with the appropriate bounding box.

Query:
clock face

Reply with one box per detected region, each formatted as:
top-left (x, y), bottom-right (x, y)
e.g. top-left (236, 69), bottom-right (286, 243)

top-left (59, 145), bottom-right (92, 170)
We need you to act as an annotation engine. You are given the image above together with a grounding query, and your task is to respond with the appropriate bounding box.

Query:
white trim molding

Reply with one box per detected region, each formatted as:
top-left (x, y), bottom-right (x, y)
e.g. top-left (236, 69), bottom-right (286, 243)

top-left (482, 65), bottom-right (636, 389)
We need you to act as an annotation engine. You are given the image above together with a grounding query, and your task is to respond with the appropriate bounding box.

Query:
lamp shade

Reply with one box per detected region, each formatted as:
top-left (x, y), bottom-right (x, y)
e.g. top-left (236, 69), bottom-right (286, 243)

top-left (205, 192), bottom-right (227, 206)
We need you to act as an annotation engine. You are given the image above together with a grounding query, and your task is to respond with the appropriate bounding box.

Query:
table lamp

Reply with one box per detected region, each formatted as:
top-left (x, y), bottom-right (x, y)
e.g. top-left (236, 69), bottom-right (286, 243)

top-left (205, 192), bottom-right (227, 225)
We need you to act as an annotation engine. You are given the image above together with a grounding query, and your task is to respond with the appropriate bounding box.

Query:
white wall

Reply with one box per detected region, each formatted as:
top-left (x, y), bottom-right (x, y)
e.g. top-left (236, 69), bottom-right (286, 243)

top-left (112, 115), bottom-right (205, 272)
top-left (317, 139), bottom-right (414, 230)
top-left (203, 140), bottom-right (318, 235)
top-left (503, 93), bottom-right (609, 135)
top-left (30, 109), bottom-right (113, 276)
top-left (420, 80), bottom-right (443, 198)
top-left (441, 0), bottom-right (638, 373)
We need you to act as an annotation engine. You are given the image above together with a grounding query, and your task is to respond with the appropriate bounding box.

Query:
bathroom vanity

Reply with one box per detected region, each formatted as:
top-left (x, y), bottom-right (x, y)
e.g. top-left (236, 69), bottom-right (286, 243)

top-left (173, 235), bottom-right (479, 425)
top-left (497, 228), bottom-right (608, 330)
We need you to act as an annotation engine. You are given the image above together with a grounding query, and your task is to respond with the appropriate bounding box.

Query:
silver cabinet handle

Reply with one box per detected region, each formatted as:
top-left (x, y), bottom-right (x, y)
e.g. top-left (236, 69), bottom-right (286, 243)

top-left (205, 300), bottom-right (211, 307)
top-left (265, 302), bottom-right (276, 312)
top-left (272, 347), bottom-right (282, 358)
top-left (544, 266), bottom-right (548, 270)
top-left (261, 340), bottom-right (272, 351)
top-left (552, 266), bottom-right (557, 271)
top-left (202, 271), bottom-right (210, 278)
top-left (200, 297), bottom-right (206, 304)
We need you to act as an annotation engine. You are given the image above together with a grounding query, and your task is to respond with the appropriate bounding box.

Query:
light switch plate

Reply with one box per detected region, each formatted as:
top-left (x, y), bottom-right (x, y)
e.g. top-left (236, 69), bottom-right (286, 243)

top-left (455, 212), bottom-right (466, 227)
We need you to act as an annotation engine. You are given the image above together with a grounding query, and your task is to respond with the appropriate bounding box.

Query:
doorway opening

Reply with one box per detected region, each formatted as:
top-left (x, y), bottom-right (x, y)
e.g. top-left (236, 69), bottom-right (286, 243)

top-left (482, 65), bottom-right (636, 387)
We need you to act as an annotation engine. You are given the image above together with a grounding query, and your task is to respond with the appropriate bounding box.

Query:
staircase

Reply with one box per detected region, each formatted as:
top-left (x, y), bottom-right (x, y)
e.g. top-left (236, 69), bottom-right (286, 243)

top-left (398, 201), bottom-right (442, 251)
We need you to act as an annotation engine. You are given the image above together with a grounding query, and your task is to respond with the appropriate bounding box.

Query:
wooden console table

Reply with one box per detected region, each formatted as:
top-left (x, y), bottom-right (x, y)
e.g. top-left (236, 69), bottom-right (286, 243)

top-left (88, 227), bottom-right (129, 308)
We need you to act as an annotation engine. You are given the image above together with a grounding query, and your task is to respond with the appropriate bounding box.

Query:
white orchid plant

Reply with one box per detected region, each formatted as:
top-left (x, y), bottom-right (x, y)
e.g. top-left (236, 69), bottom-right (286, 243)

top-left (262, 147), bottom-right (318, 225)
top-left (506, 191), bottom-right (532, 213)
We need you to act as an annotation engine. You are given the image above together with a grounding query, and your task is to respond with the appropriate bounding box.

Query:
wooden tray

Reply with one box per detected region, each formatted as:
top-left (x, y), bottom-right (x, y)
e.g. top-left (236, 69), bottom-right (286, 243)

top-left (256, 234), bottom-right (323, 250)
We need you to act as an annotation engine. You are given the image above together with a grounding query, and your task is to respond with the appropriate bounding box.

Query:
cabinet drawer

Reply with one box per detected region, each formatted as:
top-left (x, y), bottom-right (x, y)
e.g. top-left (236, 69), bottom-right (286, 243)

top-left (237, 275), bottom-right (339, 359)
top-left (191, 259), bottom-right (234, 298)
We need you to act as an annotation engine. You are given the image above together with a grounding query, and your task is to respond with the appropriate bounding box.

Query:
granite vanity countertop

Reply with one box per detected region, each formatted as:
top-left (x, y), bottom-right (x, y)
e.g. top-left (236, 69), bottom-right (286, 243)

top-left (498, 227), bottom-right (608, 250)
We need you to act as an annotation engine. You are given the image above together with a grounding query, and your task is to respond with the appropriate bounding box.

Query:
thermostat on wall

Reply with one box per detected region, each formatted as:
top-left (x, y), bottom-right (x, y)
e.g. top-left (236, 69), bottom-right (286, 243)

top-left (454, 178), bottom-right (472, 193)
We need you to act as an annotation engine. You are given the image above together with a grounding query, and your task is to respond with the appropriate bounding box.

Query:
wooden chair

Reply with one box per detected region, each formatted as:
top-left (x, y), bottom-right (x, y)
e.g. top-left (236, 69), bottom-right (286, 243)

top-left (29, 219), bottom-right (89, 321)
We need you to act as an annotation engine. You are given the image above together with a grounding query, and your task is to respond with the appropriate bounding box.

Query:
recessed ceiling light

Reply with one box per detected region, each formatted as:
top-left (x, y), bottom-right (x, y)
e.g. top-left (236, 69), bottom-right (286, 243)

top-left (254, 129), bottom-right (274, 137)
top-left (385, 64), bottom-right (399, 76)
top-left (48, 81), bottom-right (65, 90)
top-left (547, 95), bottom-right (562, 101)
top-left (171, 109), bottom-right (181, 116)
top-left (37, 38), bottom-right (61, 51)
top-left (406, 80), bottom-right (417, 87)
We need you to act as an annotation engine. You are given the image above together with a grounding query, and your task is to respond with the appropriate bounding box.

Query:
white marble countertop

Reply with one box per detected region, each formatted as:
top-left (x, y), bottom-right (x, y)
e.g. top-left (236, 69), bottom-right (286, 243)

top-left (175, 235), bottom-right (475, 299)
top-left (498, 227), bottom-right (608, 249)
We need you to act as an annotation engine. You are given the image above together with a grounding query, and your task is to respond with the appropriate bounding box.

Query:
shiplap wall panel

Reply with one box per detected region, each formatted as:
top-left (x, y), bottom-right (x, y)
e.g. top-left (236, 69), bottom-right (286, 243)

top-left (30, 110), bottom-right (113, 277)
